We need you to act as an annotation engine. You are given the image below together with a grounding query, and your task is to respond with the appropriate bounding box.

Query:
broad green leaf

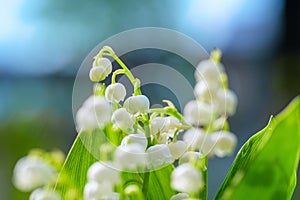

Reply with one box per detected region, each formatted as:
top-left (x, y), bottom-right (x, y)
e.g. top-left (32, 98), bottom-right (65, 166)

top-left (215, 96), bottom-right (300, 200)
top-left (54, 125), bottom-right (175, 199)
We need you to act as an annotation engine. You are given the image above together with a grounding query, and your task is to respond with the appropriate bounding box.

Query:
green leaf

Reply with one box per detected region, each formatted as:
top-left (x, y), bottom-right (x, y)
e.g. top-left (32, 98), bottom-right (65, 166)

top-left (215, 96), bottom-right (300, 200)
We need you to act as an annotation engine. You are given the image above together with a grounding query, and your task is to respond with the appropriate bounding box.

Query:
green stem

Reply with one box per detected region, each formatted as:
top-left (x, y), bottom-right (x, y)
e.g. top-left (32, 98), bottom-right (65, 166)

top-left (111, 69), bottom-right (126, 84)
top-left (199, 156), bottom-right (208, 200)
top-left (142, 172), bottom-right (150, 199)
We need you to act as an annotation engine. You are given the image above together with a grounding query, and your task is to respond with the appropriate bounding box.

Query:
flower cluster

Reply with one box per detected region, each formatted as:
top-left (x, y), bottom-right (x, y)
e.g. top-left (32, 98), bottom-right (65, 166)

top-left (12, 46), bottom-right (238, 200)
top-left (12, 150), bottom-right (64, 200)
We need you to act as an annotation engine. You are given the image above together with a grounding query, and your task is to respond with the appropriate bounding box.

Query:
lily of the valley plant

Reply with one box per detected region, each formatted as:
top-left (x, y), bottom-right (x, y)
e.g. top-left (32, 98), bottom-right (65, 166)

top-left (12, 46), bottom-right (300, 200)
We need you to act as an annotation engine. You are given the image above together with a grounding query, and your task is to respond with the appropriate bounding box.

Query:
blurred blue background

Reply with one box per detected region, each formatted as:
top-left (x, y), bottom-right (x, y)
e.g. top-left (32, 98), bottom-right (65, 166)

top-left (0, 0), bottom-right (299, 199)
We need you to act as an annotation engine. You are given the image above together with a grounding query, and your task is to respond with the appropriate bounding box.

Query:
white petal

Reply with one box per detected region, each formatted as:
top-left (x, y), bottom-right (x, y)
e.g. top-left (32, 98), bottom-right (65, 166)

top-left (214, 89), bottom-right (238, 116)
top-left (87, 162), bottom-right (120, 184)
top-left (168, 141), bottom-right (187, 159)
top-left (170, 193), bottom-right (189, 200)
top-left (179, 152), bottom-right (203, 165)
top-left (146, 144), bottom-right (173, 169)
top-left (211, 131), bottom-right (237, 157)
top-left (89, 67), bottom-right (106, 82)
top-left (183, 100), bottom-right (215, 126)
top-left (124, 95), bottom-right (150, 114)
top-left (105, 83), bottom-right (126, 103)
top-left (13, 156), bottom-right (57, 192)
top-left (121, 133), bottom-right (148, 151)
top-left (171, 163), bottom-right (203, 194)
top-left (194, 59), bottom-right (223, 87)
top-left (84, 181), bottom-right (113, 200)
top-left (95, 57), bottom-right (112, 76)
top-left (114, 144), bottom-right (146, 170)
top-left (30, 188), bottom-right (61, 200)
top-left (183, 128), bottom-right (215, 156)
top-left (150, 117), bottom-right (167, 135)
top-left (111, 108), bottom-right (134, 132)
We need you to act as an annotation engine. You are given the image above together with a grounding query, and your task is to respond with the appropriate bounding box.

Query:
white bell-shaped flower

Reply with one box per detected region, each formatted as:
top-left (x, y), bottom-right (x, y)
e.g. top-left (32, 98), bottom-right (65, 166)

top-left (76, 96), bottom-right (112, 131)
top-left (87, 162), bottom-right (120, 185)
top-left (94, 58), bottom-right (112, 73)
top-left (111, 108), bottom-right (134, 132)
top-left (29, 188), bottom-right (61, 200)
top-left (194, 59), bottom-right (223, 88)
top-left (170, 193), bottom-right (189, 200)
top-left (105, 83), bottom-right (126, 103)
top-left (114, 144), bottom-right (146, 170)
top-left (194, 81), bottom-right (218, 102)
top-left (211, 131), bottom-right (237, 157)
top-left (13, 156), bottom-right (57, 192)
top-left (146, 144), bottom-right (173, 168)
top-left (165, 116), bottom-right (181, 131)
top-left (183, 128), bottom-right (215, 155)
top-left (84, 181), bottom-right (114, 200)
top-left (179, 152), bottom-right (203, 165)
top-left (171, 163), bottom-right (203, 194)
top-left (124, 95), bottom-right (150, 114)
top-left (168, 141), bottom-right (187, 160)
top-left (150, 117), bottom-right (167, 135)
top-left (214, 89), bottom-right (238, 116)
top-left (212, 116), bottom-right (227, 131)
top-left (121, 133), bottom-right (148, 151)
top-left (183, 100), bottom-right (215, 126)
top-left (89, 67), bottom-right (107, 82)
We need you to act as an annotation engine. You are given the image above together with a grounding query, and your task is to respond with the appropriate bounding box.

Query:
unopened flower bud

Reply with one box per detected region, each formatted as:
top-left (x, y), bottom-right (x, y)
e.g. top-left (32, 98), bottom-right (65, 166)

top-left (105, 83), bottom-right (126, 103)
top-left (87, 162), bottom-right (120, 185)
top-left (111, 108), bottom-right (134, 132)
top-left (93, 57), bottom-right (112, 74)
top-left (13, 156), bottom-right (57, 192)
top-left (124, 95), bottom-right (150, 114)
top-left (146, 144), bottom-right (173, 168)
top-left (179, 152), bottom-right (203, 165)
top-left (121, 133), bottom-right (148, 151)
top-left (211, 131), bottom-right (237, 157)
top-left (183, 100), bottom-right (215, 126)
top-left (30, 188), bottom-right (61, 200)
top-left (171, 163), bottom-right (203, 194)
top-left (89, 67), bottom-right (107, 82)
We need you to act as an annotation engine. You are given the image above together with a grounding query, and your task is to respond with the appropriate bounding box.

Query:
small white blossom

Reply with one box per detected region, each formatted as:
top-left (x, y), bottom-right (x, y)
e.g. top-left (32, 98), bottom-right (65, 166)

top-left (76, 96), bottom-right (112, 131)
top-left (171, 163), bottom-right (203, 194)
top-left (124, 95), bottom-right (150, 114)
top-left (212, 116), bottom-right (227, 131)
top-left (13, 156), bottom-right (57, 192)
top-left (194, 81), bottom-right (217, 103)
top-left (179, 152), bottom-right (203, 165)
top-left (114, 144), bottom-right (146, 170)
top-left (121, 133), bottom-right (148, 151)
top-left (105, 83), bottom-right (126, 103)
top-left (214, 89), bottom-right (238, 116)
top-left (89, 67), bottom-right (107, 82)
top-left (90, 58), bottom-right (112, 82)
top-left (165, 116), bottom-right (181, 131)
top-left (168, 141), bottom-right (187, 160)
top-left (170, 193), bottom-right (189, 200)
top-left (146, 144), bottom-right (173, 168)
top-left (29, 188), bottom-right (61, 200)
top-left (87, 162), bottom-right (120, 185)
top-left (84, 181), bottom-right (114, 200)
top-left (194, 59), bottom-right (223, 88)
top-left (211, 131), bottom-right (237, 157)
top-left (183, 100), bottom-right (215, 126)
top-left (111, 108), bottom-right (135, 132)
top-left (183, 128), bottom-right (215, 155)
top-left (150, 117), bottom-right (167, 135)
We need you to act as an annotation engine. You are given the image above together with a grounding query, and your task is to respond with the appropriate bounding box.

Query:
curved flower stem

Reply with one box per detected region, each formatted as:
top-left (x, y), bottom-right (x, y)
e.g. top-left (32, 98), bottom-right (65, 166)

top-left (142, 172), bottom-right (150, 199)
top-left (111, 69), bottom-right (126, 84)
top-left (101, 49), bottom-right (142, 96)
